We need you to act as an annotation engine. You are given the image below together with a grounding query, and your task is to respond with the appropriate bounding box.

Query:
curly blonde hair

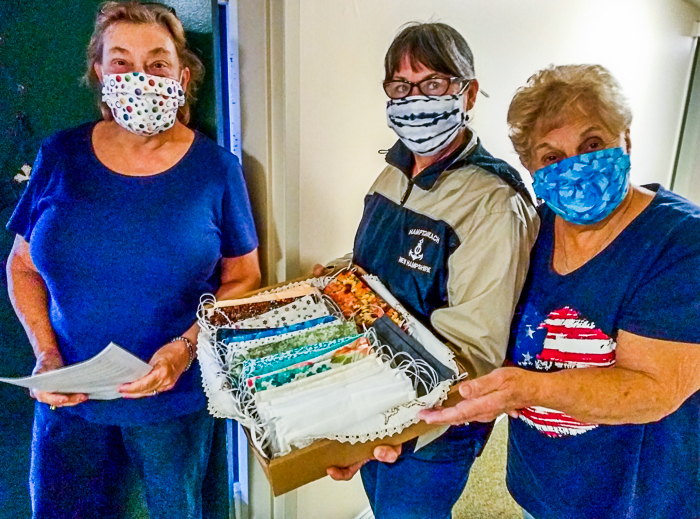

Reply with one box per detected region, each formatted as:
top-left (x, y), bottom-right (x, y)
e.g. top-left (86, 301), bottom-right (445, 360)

top-left (84, 1), bottom-right (204, 124)
top-left (507, 64), bottom-right (632, 168)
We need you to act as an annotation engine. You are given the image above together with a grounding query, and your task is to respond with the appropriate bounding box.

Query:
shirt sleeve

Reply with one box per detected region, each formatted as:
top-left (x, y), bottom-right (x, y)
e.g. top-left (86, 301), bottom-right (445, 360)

top-left (618, 225), bottom-right (700, 344)
top-left (220, 157), bottom-right (259, 258)
top-left (6, 143), bottom-right (54, 241)
top-left (431, 197), bottom-right (540, 378)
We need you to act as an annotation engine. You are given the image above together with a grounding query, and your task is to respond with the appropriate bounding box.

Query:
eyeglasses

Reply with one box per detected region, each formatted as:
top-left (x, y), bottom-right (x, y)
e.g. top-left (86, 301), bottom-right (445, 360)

top-left (383, 76), bottom-right (470, 99)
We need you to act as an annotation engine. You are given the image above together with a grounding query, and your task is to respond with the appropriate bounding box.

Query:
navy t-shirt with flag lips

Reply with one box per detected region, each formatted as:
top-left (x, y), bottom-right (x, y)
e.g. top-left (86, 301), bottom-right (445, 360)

top-left (507, 184), bottom-right (700, 519)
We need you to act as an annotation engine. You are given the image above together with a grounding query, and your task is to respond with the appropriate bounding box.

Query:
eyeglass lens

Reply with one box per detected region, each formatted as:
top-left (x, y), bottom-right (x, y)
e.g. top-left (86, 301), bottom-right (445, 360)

top-left (384, 77), bottom-right (452, 99)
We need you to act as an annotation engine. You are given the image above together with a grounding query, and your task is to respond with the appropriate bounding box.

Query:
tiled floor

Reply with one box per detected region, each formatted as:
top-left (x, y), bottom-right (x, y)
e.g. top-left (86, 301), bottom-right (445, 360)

top-left (453, 418), bottom-right (522, 519)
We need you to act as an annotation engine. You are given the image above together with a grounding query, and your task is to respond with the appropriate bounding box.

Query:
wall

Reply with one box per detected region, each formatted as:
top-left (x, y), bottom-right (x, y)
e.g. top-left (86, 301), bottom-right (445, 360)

top-left (296, 0), bottom-right (700, 273)
top-left (0, 3), bottom-right (104, 516)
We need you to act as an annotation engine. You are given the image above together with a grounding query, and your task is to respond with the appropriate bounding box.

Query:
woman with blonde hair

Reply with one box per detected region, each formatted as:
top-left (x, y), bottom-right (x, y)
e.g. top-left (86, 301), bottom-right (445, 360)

top-left (420, 64), bottom-right (700, 518)
top-left (6, 2), bottom-right (260, 517)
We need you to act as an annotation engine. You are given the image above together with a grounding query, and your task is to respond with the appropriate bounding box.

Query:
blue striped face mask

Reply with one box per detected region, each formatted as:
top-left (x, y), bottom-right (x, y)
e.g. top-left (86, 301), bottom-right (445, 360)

top-left (386, 93), bottom-right (467, 156)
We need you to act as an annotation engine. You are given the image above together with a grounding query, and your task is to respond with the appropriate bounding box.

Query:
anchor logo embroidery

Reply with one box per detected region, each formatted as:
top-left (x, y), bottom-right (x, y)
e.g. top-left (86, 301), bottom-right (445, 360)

top-left (408, 238), bottom-right (424, 261)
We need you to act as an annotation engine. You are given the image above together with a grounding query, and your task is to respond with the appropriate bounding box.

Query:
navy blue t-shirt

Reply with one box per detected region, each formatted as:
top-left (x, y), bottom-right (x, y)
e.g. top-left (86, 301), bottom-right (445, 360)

top-left (507, 185), bottom-right (700, 519)
top-left (7, 122), bottom-right (258, 425)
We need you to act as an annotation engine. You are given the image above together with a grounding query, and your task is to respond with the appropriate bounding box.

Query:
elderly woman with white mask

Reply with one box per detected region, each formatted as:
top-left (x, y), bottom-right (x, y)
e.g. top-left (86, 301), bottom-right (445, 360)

top-left (421, 64), bottom-right (700, 519)
top-left (324, 22), bottom-right (539, 519)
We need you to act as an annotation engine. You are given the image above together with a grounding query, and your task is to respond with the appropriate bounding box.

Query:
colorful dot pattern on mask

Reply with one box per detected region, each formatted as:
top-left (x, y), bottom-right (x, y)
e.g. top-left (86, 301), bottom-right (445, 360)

top-left (101, 72), bottom-right (185, 136)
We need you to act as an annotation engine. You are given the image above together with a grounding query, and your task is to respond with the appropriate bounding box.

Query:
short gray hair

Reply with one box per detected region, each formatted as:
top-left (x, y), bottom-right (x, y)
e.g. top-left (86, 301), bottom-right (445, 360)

top-left (507, 64), bottom-right (633, 168)
top-left (384, 22), bottom-right (475, 81)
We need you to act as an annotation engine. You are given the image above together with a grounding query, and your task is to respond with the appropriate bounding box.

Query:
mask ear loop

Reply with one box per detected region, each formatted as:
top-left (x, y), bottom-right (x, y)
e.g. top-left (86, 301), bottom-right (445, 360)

top-left (198, 293), bottom-right (218, 333)
top-left (321, 294), bottom-right (344, 320)
top-left (366, 328), bottom-right (439, 396)
top-left (456, 78), bottom-right (475, 125)
top-left (324, 264), bottom-right (353, 283)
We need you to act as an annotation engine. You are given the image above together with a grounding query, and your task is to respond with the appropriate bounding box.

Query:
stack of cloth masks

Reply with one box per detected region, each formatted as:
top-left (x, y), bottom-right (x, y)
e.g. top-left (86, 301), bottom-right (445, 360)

top-left (196, 269), bottom-right (460, 458)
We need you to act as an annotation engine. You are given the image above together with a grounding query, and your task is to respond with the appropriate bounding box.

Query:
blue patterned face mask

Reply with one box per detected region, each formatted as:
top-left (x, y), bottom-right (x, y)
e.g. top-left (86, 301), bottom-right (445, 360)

top-left (533, 147), bottom-right (631, 225)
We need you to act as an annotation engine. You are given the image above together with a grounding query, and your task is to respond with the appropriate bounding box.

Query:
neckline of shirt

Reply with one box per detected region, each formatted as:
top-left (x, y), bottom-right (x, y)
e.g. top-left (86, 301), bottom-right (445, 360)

top-left (85, 120), bottom-right (201, 180)
top-left (544, 183), bottom-right (663, 279)
top-left (385, 127), bottom-right (479, 190)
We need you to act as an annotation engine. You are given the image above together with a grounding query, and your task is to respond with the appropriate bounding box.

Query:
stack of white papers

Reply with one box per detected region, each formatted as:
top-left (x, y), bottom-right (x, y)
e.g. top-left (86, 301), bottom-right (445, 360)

top-left (0, 343), bottom-right (152, 400)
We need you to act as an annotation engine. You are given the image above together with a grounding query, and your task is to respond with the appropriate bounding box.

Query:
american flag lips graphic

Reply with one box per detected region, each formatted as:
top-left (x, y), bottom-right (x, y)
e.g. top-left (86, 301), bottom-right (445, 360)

top-left (537, 307), bottom-right (616, 368)
top-left (520, 306), bottom-right (616, 438)
top-left (520, 406), bottom-right (598, 437)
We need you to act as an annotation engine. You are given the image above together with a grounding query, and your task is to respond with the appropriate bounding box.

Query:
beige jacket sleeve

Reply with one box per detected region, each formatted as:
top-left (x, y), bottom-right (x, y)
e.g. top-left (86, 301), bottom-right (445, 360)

top-left (431, 197), bottom-right (539, 378)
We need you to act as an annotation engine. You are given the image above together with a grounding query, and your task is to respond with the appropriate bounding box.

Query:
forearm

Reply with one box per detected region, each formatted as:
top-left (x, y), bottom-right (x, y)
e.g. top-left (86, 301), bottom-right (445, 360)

top-left (7, 262), bottom-right (62, 365)
top-left (215, 274), bottom-right (261, 301)
top-left (179, 261), bottom-right (262, 354)
top-left (520, 367), bottom-right (675, 425)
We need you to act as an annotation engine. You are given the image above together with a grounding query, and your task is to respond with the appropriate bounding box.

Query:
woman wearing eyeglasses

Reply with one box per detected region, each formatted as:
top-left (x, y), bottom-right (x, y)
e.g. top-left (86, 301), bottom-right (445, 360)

top-left (325, 22), bottom-right (539, 518)
top-left (6, 2), bottom-right (260, 518)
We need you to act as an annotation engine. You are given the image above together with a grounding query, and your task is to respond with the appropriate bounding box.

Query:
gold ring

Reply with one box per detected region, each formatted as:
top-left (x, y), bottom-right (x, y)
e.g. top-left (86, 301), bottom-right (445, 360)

top-left (49, 405), bottom-right (57, 411)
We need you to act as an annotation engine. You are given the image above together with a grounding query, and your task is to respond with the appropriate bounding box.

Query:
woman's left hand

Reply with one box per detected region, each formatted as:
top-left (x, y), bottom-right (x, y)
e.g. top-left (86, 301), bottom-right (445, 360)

top-left (119, 339), bottom-right (190, 398)
top-left (418, 367), bottom-right (528, 425)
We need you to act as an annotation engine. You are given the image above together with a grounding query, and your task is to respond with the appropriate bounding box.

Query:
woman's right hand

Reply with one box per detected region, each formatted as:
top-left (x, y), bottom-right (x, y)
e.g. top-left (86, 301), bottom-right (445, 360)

top-left (326, 444), bottom-right (402, 480)
top-left (30, 356), bottom-right (88, 408)
top-left (313, 264), bottom-right (331, 277)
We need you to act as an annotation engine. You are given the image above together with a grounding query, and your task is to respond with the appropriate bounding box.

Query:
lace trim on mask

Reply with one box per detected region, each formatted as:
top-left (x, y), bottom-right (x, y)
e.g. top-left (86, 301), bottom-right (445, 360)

top-left (197, 276), bottom-right (458, 459)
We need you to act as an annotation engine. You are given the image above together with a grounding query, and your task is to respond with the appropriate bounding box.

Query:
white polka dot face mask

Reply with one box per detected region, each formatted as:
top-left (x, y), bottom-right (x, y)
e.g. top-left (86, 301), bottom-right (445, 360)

top-left (101, 72), bottom-right (186, 137)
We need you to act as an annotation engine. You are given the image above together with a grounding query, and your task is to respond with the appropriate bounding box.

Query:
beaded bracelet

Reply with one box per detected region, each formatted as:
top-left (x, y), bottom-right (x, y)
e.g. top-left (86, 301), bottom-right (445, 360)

top-left (170, 336), bottom-right (195, 371)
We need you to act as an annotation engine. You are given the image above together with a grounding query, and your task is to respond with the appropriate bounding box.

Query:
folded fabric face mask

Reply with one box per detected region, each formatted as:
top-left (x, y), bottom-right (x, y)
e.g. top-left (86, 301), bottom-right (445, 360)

top-left (363, 274), bottom-right (458, 375)
top-left (211, 284), bottom-right (319, 311)
top-left (256, 355), bottom-right (388, 411)
top-left (209, 298), bottom-right (298, 327)
top-left (257, 355), bottom-right (416, 453)
top-left (323, 271), bottom-right (403, 329)
top-left (253, 345), bottom-right (376, 404)
top-left (386, 93), bottom-right (467, 156)
top-left (101, 72), bottom-right (185, 136)
top-left (371, 314), bottom-right (454, 384)
top-left (217, 315), bottom-right (338, 345)
top-left (225, 319), bottom-right (354, 378)
top-left (246, 321), bottom-right (358, 361)
top-left (241, 334), bottom-right (362, 378)
top-left (234, 295), bottom-right (330, 330)
top-left (246, 337), bottom-right (373, 392)
top-left (532, 147), bottom-right (631, 225)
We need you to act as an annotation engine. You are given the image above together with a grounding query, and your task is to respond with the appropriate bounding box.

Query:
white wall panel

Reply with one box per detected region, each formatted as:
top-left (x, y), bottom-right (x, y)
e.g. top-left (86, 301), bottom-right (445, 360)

top-left (296, 0), bottom-right (700, 272)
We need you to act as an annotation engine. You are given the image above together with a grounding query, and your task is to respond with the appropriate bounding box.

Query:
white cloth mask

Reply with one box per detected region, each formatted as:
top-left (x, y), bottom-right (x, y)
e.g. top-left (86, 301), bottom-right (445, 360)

top-left (101, 72), bottom-right (185, 136)
top-left (256, 355), bottom-right (416, 454)
top-left (386, 93), bottom-right (467, 156)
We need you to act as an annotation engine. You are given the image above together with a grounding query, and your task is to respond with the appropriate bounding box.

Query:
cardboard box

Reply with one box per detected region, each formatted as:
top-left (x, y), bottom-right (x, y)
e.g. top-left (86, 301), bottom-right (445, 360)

top-left (245, 384), bottom-right (464, 496)
top-left (210, 275), bottom-right (466, 496)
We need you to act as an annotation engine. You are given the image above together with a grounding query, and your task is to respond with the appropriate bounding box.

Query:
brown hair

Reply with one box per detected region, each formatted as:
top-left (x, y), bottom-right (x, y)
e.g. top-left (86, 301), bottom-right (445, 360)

top-left (384, 22), bottom-right (475, 81)
top-left (84, 1), bottom-right (204, 124)
top-left (507, 64), bottom-right (632, 169)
